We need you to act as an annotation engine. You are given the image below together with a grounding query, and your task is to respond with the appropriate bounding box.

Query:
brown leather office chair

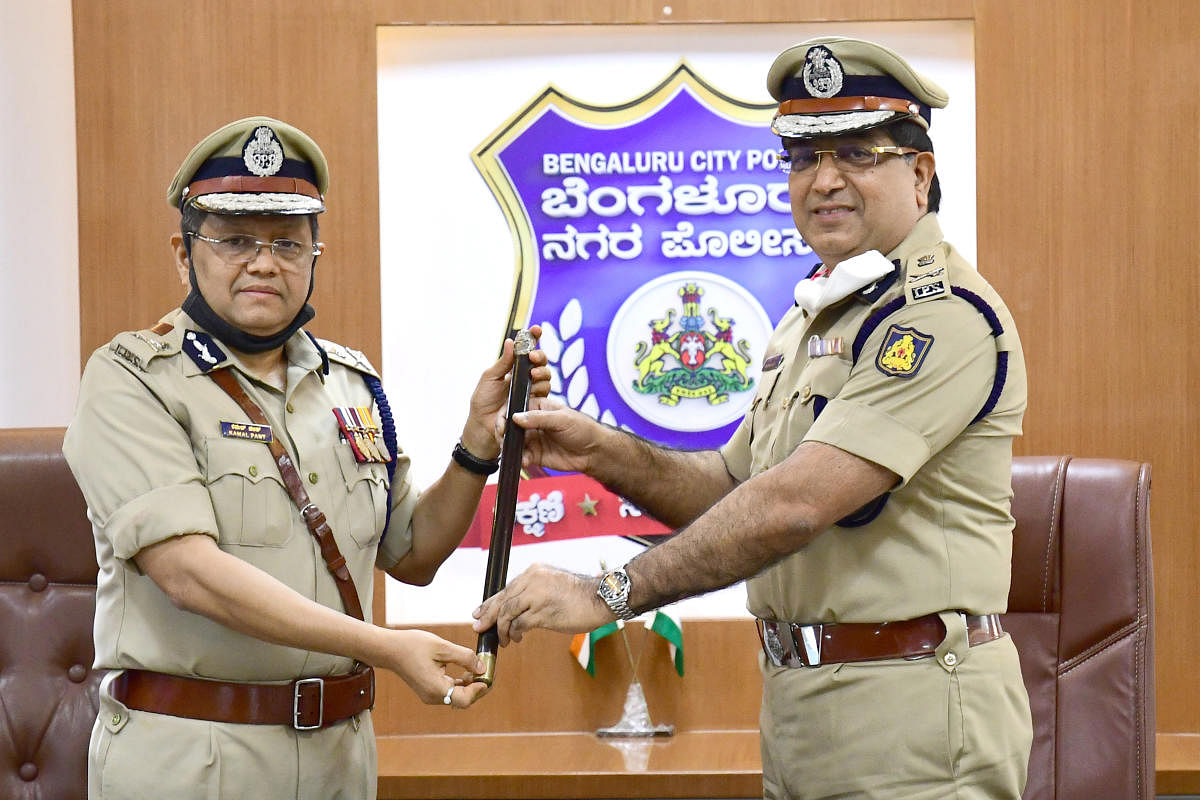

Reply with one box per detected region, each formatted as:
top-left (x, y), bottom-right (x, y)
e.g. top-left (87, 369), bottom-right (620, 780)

top-left (1004, 456), bottom-right (1155, 800)
top-left (0, 427), bottom-right (101, 800)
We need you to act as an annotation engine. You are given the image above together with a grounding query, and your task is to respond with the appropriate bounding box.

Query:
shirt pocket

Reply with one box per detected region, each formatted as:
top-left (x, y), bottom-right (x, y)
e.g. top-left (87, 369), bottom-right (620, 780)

top-left (334, 444), bottom-right (389, 549)
top-left (204, 437), bottom-right (294, 547)
top-left (771, 356), bottom-right (853, 462)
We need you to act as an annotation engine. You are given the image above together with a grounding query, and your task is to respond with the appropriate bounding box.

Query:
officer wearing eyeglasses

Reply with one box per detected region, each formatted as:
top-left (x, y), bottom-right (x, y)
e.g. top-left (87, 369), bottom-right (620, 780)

top-left (63, 117), bottom-right (548, 799)
top-left (474, 37), bottom-right (1032, 798)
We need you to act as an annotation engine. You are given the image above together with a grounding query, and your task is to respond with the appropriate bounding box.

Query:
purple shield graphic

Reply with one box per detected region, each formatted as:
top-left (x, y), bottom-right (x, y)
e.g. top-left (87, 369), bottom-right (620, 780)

top-left (474, 63), bottom-right (820, 450)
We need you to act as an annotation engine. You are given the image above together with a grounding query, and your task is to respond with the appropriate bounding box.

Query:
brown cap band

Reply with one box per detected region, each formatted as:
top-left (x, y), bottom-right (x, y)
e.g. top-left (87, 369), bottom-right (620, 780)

top-left (183, 175), bottom-right (322, 202)
top-left (776, 96), bottom-right (922, 118)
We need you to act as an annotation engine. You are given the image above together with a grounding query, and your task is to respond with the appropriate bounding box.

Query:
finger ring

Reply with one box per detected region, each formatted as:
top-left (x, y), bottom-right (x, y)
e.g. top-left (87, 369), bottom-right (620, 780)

top-left (442, 684), bottom-right (455, 705)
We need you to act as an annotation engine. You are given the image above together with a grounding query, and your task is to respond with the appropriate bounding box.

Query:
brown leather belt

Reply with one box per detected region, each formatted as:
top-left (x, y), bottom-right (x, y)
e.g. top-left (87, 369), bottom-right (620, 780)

top-left (110, 667), bottom-right (375, 730)
top-left (756, 613), bottom-right (1004, 668)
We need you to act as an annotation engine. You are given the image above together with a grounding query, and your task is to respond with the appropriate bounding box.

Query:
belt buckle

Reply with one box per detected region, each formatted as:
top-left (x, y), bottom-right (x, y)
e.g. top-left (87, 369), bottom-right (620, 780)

top-left (760, 621), bottom-right (787, 667)
top-left (293, 677), bottom-right (324, 730)
top-left (796, 623), bottom-right (823, 666)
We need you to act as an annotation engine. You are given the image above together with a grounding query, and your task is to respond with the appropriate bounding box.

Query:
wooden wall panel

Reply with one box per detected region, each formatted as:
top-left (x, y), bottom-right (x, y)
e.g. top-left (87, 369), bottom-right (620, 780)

top-left (975, 0), bottom-right (1200, 738)
top-left (372, 0), bottom-right (971, 24)
top-left (72, 0), bottom-right (382, 365)
top-left (72, 0), bottom-right (1200, 779)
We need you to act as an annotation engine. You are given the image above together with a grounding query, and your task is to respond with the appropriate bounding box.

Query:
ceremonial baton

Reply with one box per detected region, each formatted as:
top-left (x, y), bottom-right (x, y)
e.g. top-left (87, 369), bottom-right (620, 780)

top-left (474, 329), bottom-right (535, 687)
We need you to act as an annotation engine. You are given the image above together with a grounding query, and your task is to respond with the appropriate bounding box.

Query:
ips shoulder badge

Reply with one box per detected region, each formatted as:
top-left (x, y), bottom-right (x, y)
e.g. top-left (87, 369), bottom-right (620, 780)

top-left (876, 324), bottom-right (934, 378)
top-left (905, 250), bottom-right (949, 305)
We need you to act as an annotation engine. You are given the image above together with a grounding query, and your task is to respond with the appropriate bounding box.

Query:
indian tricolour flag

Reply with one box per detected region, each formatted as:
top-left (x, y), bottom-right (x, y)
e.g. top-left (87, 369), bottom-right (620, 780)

top-left (646, 609), bottom-right (684, 676)
top-left (570, 620), bottom-right (624, 676)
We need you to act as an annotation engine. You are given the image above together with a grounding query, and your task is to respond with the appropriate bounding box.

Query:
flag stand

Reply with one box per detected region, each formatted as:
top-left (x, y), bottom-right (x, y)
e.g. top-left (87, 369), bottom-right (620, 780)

top-left (596, 677), bottom-right (674, 738)
top-left (596, 624), bottom-right (674, 738)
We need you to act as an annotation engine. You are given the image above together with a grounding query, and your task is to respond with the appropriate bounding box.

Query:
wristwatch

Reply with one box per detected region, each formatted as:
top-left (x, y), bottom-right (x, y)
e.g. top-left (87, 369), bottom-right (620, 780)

top-left (596, 568), bottom-right (638, 621)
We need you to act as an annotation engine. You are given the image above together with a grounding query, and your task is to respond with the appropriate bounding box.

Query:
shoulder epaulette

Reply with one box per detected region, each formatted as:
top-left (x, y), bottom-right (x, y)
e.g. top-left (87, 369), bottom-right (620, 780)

top-left (317, 338), bottom-right (380, 379)
top-left (902, 247), bottom-right (951, 305)
top-left (107, 327), bottom-right (179, 373)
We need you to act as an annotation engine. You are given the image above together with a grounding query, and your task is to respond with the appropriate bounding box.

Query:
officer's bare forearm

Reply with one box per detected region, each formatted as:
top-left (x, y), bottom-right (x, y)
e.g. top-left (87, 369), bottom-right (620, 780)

top-left (391, 461), bottom-right (490, 585)
top-left (622, 441), bottom-right (897, 612)
top-left (588, 427), bottom-right (737, 528)
top-left (623, 474), bottom-right (810, 611)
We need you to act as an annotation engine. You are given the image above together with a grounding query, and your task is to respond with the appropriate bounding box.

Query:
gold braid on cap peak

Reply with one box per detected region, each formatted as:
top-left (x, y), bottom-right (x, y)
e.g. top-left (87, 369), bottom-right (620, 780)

top-left (183, 175), bottom-right (322, 204)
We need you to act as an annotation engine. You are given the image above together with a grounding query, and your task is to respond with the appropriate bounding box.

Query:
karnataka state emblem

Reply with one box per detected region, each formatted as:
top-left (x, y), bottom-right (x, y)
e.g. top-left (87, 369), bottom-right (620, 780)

top-left (632, 280), bottom-right (754, 404)
top-left (608, 271), bottom-right (772, 432)
top-left (876, 324), bottom-right (934, 377)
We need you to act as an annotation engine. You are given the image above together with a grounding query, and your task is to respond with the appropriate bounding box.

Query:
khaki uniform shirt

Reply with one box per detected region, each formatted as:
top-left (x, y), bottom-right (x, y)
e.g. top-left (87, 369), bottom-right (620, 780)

top-left (64, 308), bottom-right (419, 680)
top-left (722, 213), bottom-right (1027, 624)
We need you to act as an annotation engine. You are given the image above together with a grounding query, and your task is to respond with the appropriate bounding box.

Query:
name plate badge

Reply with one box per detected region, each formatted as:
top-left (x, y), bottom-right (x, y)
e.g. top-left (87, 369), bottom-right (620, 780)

top-left (220, 421), bottom-right (273, 443)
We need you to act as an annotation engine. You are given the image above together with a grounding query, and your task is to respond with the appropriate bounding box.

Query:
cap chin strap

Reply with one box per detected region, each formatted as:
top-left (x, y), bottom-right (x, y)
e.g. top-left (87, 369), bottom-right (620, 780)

top-left (181, 258), bottom-right (317, 354)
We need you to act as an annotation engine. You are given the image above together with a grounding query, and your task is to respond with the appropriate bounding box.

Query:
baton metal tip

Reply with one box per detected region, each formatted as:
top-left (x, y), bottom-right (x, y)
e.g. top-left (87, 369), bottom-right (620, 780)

top-left (473, 652), bottom-right (496, 688)
top-left (513, 329), bottom-right (535, 356)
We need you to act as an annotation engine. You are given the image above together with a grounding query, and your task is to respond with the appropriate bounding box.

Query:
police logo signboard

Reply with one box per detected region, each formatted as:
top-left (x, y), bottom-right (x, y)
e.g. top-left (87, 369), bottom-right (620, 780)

top-left (473, 62), bottom-right (815, 451)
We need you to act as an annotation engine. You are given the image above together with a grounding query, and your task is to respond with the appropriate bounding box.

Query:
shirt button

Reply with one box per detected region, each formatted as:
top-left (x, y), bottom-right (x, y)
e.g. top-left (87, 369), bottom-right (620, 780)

top-left (286, 402), bottom-right (295, 413)
top-left (800, 386), bottom-right (813, 402)
top-left (111, 713), bottom-right (122, 726)
top-left (248, 465), bottom-right (258, 477)
top-left (308, 472), bottom-right (319, 484)
top-left (942, 652), bottom-right (958, 667)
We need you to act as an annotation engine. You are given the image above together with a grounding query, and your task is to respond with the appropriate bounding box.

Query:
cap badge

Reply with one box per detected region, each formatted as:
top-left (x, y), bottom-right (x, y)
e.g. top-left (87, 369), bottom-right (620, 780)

top-left (242, 126), bottom-right (284, 177)
top-left (802, 45), bottom-right (844, 99)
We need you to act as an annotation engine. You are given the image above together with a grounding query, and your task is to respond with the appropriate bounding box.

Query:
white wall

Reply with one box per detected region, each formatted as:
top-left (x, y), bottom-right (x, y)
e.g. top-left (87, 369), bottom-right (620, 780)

top-left (0, 0), bottom-right (80, 428)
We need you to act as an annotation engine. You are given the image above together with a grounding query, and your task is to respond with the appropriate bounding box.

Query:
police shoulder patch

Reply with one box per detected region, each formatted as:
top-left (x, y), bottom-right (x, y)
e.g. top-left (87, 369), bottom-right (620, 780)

top-left (318, 338), bottom-right (380, 379)
top-left (876, 324), bottom-right (934, 378)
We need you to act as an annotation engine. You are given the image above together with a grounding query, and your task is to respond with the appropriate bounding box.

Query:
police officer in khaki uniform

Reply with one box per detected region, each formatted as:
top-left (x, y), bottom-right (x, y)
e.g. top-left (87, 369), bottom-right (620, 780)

top-left (64, 116), bottom-right (547, 800)
top-left (474, 38), bottom-right (1033, 798)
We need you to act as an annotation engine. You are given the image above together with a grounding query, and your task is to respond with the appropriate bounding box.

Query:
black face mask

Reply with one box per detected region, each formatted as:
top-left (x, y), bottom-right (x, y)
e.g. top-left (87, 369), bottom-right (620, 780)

top-left (181, 254), bottom-right (318, 354)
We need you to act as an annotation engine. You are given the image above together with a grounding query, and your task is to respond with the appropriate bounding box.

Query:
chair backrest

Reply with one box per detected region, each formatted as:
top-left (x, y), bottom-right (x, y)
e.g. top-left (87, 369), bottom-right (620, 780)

top-left (1004, 456), bottom-right (1155, 800)
top-left (0, 427), bottom-right (100, 800)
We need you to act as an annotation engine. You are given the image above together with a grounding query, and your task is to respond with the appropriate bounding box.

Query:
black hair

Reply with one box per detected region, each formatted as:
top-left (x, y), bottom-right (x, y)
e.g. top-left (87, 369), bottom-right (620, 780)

top-left (880, 119), bottom-right (941, 213)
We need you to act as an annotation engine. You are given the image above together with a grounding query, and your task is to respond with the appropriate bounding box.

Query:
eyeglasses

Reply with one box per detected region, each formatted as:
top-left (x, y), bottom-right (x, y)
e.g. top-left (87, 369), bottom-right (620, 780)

top-left (188, 232), bottom-right (322, 266)
top-left (779, 144), bottom-right (920, 175)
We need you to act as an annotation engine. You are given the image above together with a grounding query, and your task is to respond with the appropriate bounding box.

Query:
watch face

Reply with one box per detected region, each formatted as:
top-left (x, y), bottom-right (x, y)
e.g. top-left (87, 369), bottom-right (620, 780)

top-left (600, 570), bottom-right (629, 599)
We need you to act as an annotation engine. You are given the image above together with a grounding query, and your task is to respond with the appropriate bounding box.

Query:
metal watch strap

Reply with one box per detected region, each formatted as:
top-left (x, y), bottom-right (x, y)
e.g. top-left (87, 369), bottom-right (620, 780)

top-left (209, 367), bottom-right (365, 621)
top-left (599, 569), bottom-right (637, 621)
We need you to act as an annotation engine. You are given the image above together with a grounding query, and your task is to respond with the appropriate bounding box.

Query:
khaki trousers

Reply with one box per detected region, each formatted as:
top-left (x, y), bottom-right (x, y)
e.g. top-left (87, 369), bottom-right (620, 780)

top-left (759, 630), bottom-right (1032, 799)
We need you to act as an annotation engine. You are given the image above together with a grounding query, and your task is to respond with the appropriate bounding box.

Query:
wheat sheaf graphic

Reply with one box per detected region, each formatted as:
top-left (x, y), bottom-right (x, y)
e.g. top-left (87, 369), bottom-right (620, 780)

top-left (537, 298), bottom-right (621, 428)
